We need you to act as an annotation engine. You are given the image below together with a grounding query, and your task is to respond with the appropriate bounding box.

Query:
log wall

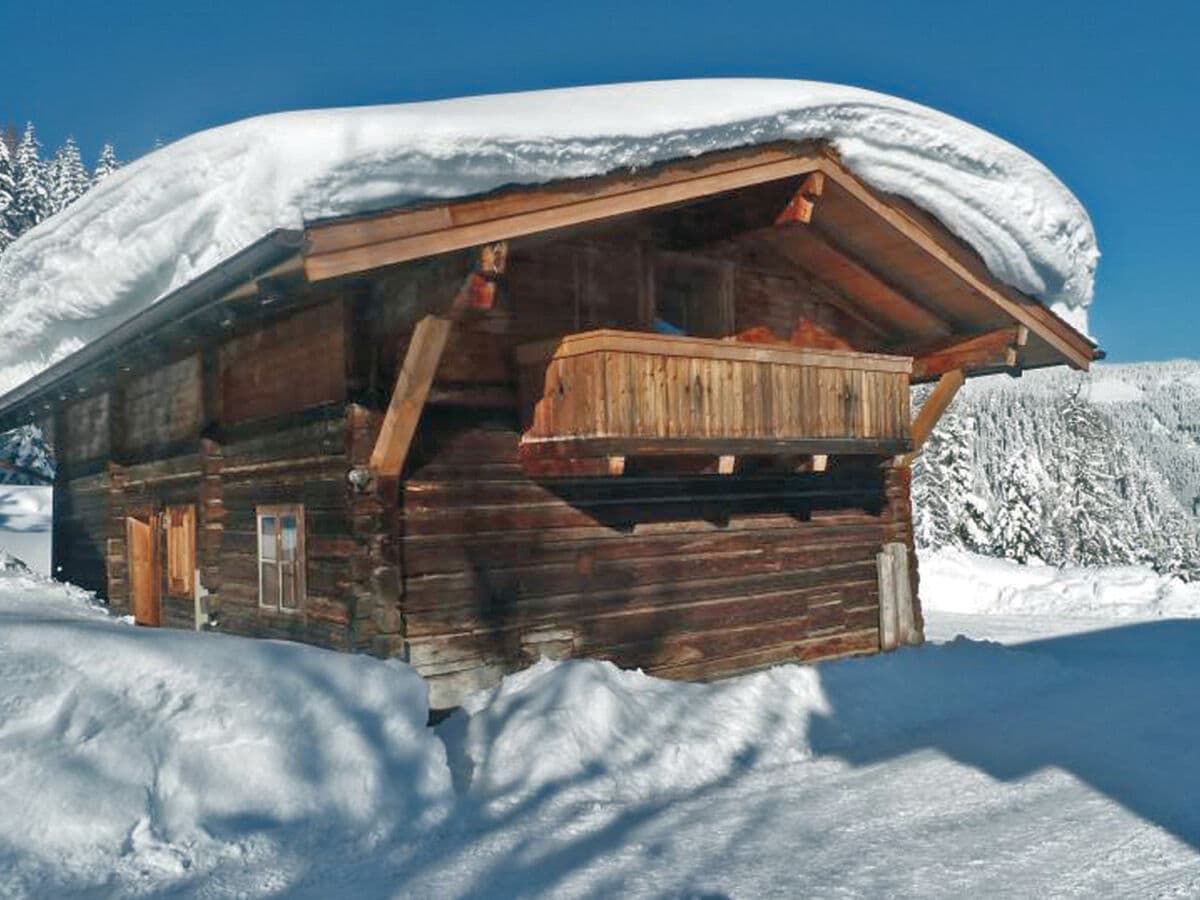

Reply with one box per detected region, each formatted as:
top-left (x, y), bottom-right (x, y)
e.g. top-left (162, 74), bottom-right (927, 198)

top-left (400, 406), bottom-right (898, 709)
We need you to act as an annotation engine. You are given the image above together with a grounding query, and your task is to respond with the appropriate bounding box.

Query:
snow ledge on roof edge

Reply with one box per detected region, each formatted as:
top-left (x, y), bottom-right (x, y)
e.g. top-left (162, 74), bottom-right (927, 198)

top-left (0, 79), bottom-right (1099, 397)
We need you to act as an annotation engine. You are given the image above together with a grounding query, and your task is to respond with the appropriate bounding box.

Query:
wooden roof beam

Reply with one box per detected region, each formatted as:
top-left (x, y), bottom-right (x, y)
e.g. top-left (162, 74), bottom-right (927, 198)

top-left (303, 148), bottom-right (827, 282)
top-left (811, 158), bottom-right (1096, 370)
top-left (908, 324), bottom-right (1028, 381)
top-left (775, 171), bottom-right (826, 225)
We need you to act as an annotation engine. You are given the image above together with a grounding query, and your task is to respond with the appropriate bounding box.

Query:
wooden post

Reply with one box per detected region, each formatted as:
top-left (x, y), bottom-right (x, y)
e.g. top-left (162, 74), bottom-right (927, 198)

top-left (889, 542), bottom-right (919, 645)
top-left (368, 315), bottom-right (454, 479)
top-left (197, 437), bottom-right (224, 624)
top-left (368, 242), bottom-right (507, 480)
top-left (900, 368), bottom-right (965, 466)
top-left (877, 547), bottom-right (899, 651)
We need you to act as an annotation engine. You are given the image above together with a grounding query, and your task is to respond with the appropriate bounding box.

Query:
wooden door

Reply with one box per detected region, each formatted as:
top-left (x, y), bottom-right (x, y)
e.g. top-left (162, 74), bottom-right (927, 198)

top-left (126, 515), bottom-right (160, 626)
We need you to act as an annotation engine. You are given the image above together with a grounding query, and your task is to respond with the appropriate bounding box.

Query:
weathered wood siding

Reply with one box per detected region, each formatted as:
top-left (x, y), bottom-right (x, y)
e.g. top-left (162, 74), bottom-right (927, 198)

top-left (122, 353), bottom-right (202, 456)
top-left (400, 407), bottom-right (896, 708)
top-left (518, 331), bottom-right (912, 450)
top-left (212, 412), bottom-right (355, 648)
top-left (61, 393), bottom-right (110, 466)
top-left (220, 303), bottom-right (346, 424)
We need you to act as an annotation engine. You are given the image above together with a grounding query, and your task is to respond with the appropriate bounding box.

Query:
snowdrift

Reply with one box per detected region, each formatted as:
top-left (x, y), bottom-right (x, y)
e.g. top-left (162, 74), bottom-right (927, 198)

top-left (922, 547), bottom-right (1200, 619)
top-left (0, 79), bottom-right (1097, 397)
top-left (440, 645), bottom-right (1064, 811)
top-left (0, 572), bottom-right (451, 897)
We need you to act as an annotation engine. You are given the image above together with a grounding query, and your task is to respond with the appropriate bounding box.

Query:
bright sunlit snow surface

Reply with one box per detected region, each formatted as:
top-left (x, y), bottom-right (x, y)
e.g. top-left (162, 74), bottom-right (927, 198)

top-left (4, 549), bottom-right (1200, 897)
top-left (0, 79), bottom-right (1097, 397)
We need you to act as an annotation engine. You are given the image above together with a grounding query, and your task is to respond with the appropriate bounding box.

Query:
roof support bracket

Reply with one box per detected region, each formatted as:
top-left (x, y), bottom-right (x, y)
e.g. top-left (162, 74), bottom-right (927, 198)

top-left (367, 243), bottom-right (507, 479)
top-left (775, 171), bottom-right (826, 225)
top-left (898, 367), bottom-right (965, 467)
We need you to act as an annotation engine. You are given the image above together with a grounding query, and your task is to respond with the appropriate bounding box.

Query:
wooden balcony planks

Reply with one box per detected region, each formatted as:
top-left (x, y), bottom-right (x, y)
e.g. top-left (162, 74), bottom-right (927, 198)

top-left (517, 329), bottom-right (912, 467)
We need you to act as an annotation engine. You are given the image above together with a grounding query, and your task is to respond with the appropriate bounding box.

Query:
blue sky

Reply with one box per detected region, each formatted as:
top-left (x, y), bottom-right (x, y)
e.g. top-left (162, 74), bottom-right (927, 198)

top-left (4, 0), bottom-right (1197, 361)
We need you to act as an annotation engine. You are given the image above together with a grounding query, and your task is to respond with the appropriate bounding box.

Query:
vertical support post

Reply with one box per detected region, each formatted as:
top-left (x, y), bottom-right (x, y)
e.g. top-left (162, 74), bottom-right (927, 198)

top-left (198, 437), bottom-right (224, 626)
top-left (105, 462), bottom-right (129, 612)
top-left (877, 546), bottom-right (898, 651)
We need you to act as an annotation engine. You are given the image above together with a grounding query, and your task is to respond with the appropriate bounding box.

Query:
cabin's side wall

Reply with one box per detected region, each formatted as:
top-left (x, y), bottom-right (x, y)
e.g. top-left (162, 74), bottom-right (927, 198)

top-left (350, 233), bottom-right (918, 709)
top-left (43, 296), bottom-right (372, 652)
top-left (396, 407), bottom-right (894, 708)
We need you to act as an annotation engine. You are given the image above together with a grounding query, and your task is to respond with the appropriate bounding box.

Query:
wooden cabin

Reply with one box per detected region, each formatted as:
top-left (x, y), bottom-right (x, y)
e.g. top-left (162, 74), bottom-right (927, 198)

top-left (0, 142), bottom-right (1099, 708)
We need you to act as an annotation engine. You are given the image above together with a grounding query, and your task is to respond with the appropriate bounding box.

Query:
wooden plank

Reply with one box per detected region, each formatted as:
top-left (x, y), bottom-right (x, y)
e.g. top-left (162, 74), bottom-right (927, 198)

top-left (901, 368), bottom-right (965, 465)
top-left (877, 547), bottom-right (898, 651)
top-left (909, 326), bottom-right (1022, 380)
top-left (368, 315), bottom-right (453, 478)
top-left (889, 542), bottom-right (919, 645)
top-left (520, 435), bottom-right (910, 463)
top-left (305, 149), bottom-right (827, 280)
top-left (515, 328), bottom-right (913, 372)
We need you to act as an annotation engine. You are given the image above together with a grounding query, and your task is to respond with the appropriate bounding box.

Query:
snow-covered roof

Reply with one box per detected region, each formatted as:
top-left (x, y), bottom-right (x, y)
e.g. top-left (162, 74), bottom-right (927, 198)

top-left (0, 79), bottom-right (1099, 398)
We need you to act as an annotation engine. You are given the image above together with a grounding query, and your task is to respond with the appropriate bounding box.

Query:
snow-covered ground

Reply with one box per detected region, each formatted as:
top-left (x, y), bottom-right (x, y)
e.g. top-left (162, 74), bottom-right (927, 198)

top-left (0, 79), bottom-right (1097, 396)
top-left (3, 548), bottom-right (1200, 897)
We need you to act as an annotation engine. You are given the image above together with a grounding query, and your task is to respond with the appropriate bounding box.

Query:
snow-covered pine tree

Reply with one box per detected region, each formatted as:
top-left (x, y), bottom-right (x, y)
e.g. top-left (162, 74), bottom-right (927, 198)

top-left (913, 407), bottom-right (991, 553)
top-left (92, 142), bottom-right (120, 184)
top-left (0, 136), bottom-right (15, 252)
top-left (48, 136), bottom-right (91, 214)
top-left (10, 123), bottom-right (51, 235)
top-left (990, 453), bottom-right (1044, 562)
top-left (1053, 384), bottom-right (1131, 566)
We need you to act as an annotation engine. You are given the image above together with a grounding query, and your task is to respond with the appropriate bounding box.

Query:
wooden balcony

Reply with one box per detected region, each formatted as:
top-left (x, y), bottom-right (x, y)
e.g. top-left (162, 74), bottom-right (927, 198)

top-left (516, 330), bottom-right (912, 474)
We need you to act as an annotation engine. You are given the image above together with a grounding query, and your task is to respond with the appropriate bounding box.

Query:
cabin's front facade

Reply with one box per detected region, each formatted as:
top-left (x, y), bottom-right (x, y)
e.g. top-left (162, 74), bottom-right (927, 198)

top-left (0, 143), bottom-right (1098, 708)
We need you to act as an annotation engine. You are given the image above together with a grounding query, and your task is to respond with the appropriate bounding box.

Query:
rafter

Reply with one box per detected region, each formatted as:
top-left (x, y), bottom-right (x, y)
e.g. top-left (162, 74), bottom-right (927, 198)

top-left (758, 226), bottom-right (954, 342)
top-left (907, 325), bottom-right (1028, 380)
top-left (304, 148), bottom-right (827, 282)
top-left (811, 158), bottom-right (1096, 370)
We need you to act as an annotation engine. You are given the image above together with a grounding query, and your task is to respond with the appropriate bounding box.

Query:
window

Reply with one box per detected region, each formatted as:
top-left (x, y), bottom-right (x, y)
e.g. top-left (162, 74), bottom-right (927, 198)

top-left (257, 505), bottom-right (305, 612)
top-left (165, 505), bottom-right (196, 598)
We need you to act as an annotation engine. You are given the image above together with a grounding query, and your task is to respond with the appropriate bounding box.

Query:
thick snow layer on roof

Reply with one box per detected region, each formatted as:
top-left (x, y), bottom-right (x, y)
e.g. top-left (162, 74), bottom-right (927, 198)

top-left (0, 79), bottom-right (1098, 397)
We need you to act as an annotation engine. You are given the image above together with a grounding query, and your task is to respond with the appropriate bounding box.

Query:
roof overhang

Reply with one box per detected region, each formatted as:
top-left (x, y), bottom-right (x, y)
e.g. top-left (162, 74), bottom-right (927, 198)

top-left (304, 141), bottom-right (1099, 372)
top-left (0, 141), bottom-right (1099, 431)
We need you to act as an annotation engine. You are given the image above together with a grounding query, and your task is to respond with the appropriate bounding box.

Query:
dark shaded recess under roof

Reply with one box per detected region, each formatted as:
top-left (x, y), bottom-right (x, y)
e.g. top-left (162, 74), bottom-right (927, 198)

top-left (0, 230), bottom-right (305, 432)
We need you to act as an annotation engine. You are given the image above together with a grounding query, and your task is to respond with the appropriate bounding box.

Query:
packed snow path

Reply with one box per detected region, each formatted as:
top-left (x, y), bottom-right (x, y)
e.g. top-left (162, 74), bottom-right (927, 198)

top-left (2, 552), bottom-right (1199, 897)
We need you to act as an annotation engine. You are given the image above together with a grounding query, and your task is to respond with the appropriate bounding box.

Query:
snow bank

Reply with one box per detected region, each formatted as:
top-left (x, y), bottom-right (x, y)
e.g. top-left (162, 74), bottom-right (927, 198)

top-left (0, 79), bottom-right (1097, 396)
top-left (0, 571), bottom-right (451, 897)
top-left (440, 644), bottom-right (1063, 810)
top-left (922, 547), bottom-right (1200, 619)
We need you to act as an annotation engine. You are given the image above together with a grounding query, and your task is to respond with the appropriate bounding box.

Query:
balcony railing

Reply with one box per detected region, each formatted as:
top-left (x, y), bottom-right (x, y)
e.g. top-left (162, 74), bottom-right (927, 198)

top-left (516, 330), bottom-right (912, 473)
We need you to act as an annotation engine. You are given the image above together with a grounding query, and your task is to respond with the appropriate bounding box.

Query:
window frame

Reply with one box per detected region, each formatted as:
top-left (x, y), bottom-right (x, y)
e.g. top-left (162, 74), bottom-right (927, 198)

top-left (256, 504), bottom-right (306, 614)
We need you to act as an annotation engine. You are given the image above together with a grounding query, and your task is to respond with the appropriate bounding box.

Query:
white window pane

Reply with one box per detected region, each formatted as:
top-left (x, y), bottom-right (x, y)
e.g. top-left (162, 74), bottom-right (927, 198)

top-left (280, 516), bottom-right (298, 562)
top-left (260, 562), bottom-right (279, 608)
top-left (280, 563), bottom-right (298, 610)
top-left (260, 516), bottom-right (277, 561)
